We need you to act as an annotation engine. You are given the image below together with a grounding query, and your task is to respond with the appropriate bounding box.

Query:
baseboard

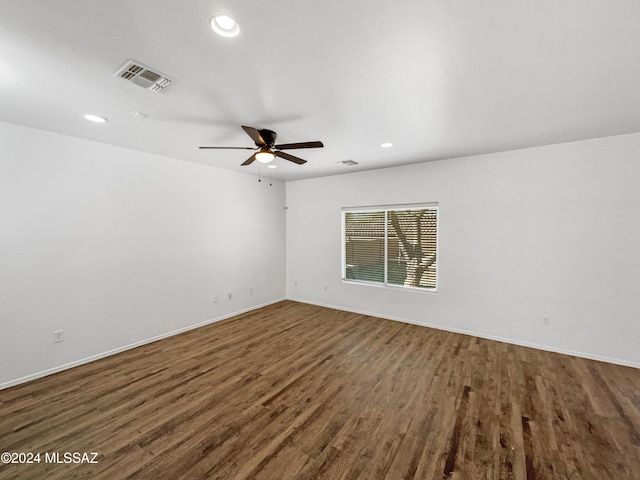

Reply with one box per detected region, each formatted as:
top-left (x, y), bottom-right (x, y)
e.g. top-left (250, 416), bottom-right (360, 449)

top-left (286, 296), bottom-right (640, 370)
top-left (0, 298), bottom-right (286, 391)
top-left (5, 295), bottom-right (635, 391)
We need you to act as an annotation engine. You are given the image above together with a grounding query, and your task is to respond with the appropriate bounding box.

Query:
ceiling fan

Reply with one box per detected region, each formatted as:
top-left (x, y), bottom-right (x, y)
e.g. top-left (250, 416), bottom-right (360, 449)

top-left (199, 126), bottom-right (323, 166)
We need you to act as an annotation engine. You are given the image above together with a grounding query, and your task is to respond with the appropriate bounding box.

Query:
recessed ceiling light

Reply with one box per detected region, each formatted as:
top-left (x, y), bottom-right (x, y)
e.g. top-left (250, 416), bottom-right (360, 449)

top-left (84, 114), bottom-right (108, 123)
top-left (267, 165), bottom-right (277, 169)
top-left (210, 14), bottom-right (240, 38)
top-left (381, 142), bottom-right (393, 148)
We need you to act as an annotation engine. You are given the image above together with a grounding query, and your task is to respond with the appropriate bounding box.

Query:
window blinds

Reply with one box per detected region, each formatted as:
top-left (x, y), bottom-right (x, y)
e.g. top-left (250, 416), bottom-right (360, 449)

top-left (344, 206), bottom-right (437, 290)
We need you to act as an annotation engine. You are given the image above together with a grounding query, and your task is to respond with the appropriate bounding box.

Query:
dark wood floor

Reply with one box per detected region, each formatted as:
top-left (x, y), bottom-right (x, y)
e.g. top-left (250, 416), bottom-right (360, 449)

top-left (1, 301), bottom-right (639, 479)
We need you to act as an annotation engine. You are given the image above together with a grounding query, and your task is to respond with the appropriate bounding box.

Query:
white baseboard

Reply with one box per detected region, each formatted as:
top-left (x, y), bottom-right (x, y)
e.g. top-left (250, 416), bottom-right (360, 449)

top-left (286, 296), bottom-right (640, 370)
top-left (4, 295), bottom-right (636, 391)
top-left (0, 298), bottom-right (286, 391)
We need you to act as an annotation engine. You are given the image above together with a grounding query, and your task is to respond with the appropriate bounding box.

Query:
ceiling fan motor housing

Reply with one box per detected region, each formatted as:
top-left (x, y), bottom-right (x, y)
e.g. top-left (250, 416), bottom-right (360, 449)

top-left (258, 129), bottom-right (277, 147)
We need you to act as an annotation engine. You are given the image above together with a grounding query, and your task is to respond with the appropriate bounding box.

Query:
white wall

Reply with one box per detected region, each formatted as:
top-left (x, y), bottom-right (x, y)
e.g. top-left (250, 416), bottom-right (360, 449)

top-left (0, 121), bottom-right (286, 387)
top-left (286, 133), bottom-right (640, 368)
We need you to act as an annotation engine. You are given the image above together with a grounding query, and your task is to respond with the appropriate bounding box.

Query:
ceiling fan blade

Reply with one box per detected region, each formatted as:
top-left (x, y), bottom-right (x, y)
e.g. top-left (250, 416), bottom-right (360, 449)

top-left (274, 141), bottom-right (324, 150)
top-left (275, 151), bottom-right (307, 165)
top-left (242, 126), bottom-right (266, 146)
top-left (199, 146), bottom-right (256, 150)
top-left (241, 153), bottom-right (257, 166)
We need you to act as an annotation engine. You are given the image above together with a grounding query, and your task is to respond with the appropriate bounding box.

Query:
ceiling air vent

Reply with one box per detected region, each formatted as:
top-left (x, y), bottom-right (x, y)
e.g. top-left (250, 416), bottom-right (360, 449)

top-left (115, 60), bottom-right (172, 93)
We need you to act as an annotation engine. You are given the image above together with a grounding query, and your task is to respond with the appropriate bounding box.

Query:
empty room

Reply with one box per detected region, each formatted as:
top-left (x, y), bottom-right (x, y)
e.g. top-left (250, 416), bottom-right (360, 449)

top-left (1, 1), bottom-right (639, 479)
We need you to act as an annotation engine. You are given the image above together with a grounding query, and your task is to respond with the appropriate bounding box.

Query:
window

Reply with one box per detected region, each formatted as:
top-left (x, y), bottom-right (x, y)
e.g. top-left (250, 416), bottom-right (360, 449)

top-left (343, 204), bottom-right (438, 291)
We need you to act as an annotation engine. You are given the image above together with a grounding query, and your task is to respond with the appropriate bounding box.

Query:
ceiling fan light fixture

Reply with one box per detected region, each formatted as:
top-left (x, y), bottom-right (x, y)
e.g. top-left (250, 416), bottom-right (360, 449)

top-left (256, 148), bottom-right (275, 163)
top-left (210, 14), bottom-right (240, 38)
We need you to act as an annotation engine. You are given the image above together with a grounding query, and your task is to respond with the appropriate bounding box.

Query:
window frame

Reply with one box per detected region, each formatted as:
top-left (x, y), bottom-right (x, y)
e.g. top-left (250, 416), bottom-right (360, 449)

top-left (341, 203), bottom-right (439, 293)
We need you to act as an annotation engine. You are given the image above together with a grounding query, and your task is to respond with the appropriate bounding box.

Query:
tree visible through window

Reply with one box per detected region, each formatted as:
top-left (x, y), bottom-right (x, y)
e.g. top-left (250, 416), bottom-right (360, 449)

top-left (343, 205), bottom-right (438, 290)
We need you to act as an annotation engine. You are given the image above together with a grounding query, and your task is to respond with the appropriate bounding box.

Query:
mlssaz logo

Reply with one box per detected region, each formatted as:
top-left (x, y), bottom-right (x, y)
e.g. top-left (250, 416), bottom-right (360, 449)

top-left (45, 452), bottom-right (99, 464)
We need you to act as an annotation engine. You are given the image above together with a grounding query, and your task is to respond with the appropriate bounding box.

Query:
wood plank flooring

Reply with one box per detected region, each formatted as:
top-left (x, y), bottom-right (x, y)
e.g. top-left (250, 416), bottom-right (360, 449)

top-left (1, 300), bottom-right (639, 479)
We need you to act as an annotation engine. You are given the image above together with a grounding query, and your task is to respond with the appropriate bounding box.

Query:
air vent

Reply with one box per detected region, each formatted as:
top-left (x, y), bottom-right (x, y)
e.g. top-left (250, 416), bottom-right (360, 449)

top-left (114, 60), bottom-right (172, 93)
top-left (339, 160), bottom-right (359, 166)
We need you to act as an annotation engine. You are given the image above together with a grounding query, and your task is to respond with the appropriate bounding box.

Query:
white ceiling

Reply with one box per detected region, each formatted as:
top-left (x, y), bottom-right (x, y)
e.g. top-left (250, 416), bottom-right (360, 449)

top-left (1, 1), bottom-right (639, 181)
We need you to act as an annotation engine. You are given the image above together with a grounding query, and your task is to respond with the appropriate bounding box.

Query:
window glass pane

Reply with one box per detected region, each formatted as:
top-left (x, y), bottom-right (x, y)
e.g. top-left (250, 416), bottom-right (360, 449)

top-left (386, 209), bottom-right (437, 289)
top-left (344, 211), bottom-right (385, 283)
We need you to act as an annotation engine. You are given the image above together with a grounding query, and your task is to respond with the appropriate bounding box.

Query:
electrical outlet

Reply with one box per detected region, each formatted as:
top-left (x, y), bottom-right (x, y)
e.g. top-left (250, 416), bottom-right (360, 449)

top-left (543, 316), bottom-right (551, 326)
top-left (294, 281), bottom-right (298, 287)
top-left (249, 287), bottom-right (254, 295)
top-left (213, 295), bottom-right (218, 303)
top-left (53, 330), bottom-right (64, 343)
top-left (323, 284), bottom-right (328, 291)
top-left (228, 292), bottom-right (232, 300)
